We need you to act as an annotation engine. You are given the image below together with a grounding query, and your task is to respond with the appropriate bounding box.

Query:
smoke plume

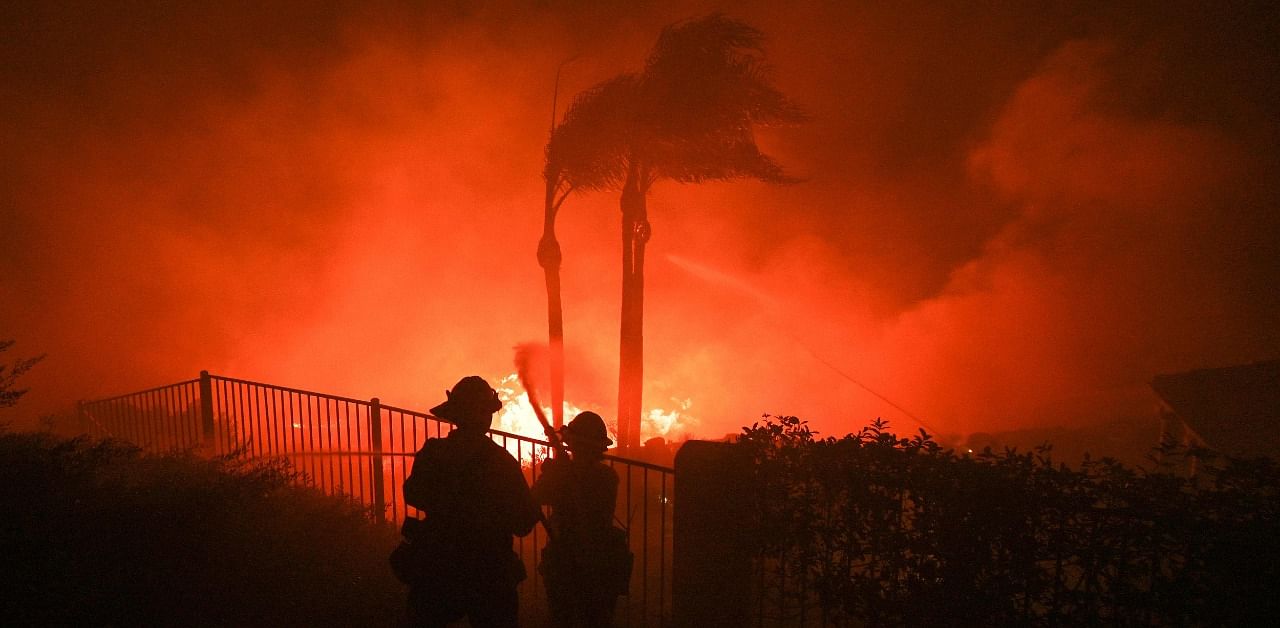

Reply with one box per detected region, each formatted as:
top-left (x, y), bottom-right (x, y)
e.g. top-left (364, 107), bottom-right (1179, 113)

top-left (3, 2), bottom-right (1277, 459)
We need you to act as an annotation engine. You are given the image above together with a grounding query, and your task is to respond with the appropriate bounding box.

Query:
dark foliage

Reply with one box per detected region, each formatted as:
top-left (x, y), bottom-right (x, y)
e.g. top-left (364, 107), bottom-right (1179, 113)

top-left (738, 415), bottom-right (1280, 626)
top-left (0, 339), bottom-right (44, 409)
top-left (544, 13), bottom-right (805, 194)
top-left (0, 431), bottom-right (402, 626)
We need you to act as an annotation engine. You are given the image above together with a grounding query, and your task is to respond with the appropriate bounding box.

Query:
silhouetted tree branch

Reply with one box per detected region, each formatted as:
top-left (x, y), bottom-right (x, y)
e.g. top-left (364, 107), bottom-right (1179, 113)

top-left (0, 340), bottom-right (43, 409)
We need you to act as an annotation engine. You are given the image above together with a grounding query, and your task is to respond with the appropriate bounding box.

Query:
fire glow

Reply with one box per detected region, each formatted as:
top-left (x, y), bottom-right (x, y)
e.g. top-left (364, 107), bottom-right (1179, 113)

top-left (3, 4), bottom-right (1276, 463)
top-left (491, 373), bottom-right (695, 463)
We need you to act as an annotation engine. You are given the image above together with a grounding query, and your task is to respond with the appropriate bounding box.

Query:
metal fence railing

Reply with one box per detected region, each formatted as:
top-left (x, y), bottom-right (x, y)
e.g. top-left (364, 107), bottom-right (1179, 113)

top-left (78, 378), bottom-right (202, 454)
top-left (80, 371), bottom-right (675, 626)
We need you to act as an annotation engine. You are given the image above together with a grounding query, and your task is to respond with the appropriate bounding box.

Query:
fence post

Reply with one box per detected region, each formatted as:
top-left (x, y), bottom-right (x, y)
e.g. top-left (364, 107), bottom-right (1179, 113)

top-left (199, 370), bottom-right (215, 452)
top-left (76, 400), bottom-right (89, 437)
top-left (673, 440), bottom-right (755, 627)
top-left (369, 397), bottom-right (386, 523)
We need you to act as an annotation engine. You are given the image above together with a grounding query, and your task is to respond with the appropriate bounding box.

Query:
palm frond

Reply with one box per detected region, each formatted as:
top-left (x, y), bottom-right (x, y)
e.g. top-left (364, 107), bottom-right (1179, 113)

top-left (543, 13), bottom-right (804, 193)
top-left (544, 73), bottom-right (639, 192)
top-left (636, 13), bottom-right (803, 184)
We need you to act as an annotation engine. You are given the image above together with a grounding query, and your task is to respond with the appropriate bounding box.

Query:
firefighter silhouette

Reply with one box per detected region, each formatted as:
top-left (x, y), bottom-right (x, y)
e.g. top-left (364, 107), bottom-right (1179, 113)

top-left (532, 411), bottom-right (631, 627)
top-left (400, 376), bottom-right (539, 628)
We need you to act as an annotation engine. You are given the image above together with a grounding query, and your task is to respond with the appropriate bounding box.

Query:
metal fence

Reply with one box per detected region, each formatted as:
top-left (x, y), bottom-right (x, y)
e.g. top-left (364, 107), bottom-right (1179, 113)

top-left (80, 371), bottom-right (675, 626)
top-left (78, 378), bottom-right (204, 454)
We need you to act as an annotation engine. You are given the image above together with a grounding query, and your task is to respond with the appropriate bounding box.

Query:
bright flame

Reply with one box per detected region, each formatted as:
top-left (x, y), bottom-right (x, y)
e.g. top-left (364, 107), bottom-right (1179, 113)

top-left (644, 397), bottom-right (695, 442)
top-left (492, 373), bottom-right (584, 441)
top-left (489, 373), bottom-right (698, 464)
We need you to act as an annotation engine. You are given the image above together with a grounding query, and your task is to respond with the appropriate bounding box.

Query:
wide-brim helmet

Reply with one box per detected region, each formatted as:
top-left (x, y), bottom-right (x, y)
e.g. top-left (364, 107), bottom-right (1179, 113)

top-left (430, 376), bottom-right (502, 424)
top-left (560, 411), bottom-right (613, 449)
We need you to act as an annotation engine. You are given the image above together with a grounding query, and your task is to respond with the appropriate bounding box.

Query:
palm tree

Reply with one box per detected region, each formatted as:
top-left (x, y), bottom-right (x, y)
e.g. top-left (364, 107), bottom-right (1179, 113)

top-left (613, 14), bottom-right (804, 448)
top-left (540, 75), bottom-right (635, 427)
top-left (542, 14), bottom-right (802, 447)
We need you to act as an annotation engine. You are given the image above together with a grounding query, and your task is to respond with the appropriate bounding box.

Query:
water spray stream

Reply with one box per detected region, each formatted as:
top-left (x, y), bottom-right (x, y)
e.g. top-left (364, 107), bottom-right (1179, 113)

top-left (513, 343), bottom-right (567, 458)
top-left (665, 253), bottom-right (939, 436)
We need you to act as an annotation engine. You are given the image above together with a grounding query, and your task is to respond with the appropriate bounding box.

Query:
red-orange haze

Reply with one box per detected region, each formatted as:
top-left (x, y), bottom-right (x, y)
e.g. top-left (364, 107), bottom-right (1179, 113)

top-left (3, 2), bottom-right (1278, 459)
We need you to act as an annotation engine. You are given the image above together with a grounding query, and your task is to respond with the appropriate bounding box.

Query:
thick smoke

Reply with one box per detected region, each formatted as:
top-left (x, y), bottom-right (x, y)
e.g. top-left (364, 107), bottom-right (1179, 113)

top-left (3, 2), bottom-right (1277, 459)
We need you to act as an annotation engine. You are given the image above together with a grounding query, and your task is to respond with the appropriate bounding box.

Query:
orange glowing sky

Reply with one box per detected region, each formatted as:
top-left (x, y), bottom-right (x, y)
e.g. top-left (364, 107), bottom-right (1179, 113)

top-left (3, 2), bottom-right (1278, 456)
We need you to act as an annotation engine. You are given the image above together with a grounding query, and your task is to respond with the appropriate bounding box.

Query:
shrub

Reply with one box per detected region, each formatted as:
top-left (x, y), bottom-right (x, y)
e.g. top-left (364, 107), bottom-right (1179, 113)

top-left (739, 416), bottom-right (1280, 625)
top-left (0, 431), bottom-right (402, 626)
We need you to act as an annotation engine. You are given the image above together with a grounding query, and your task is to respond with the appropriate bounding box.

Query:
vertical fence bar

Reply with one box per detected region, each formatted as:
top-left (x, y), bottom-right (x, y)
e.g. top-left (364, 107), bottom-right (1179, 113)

top-left (175, 384), bottom-right (184, 448)
top-left (172, 386), bottom-right (182, 447)
top-left (369, 397), bottom-right (386, 523)
top-left (263, 387), bottom-right (272, 455)
top-left (115, 398), bottom-right (124, 441)
top-left (113, 398), bottom-right (124, 441)
top-left (224, 379), bottom-right (235, 454)
top-left (627, 463), bottom-right (634, 627)
top-left (146, 389), bottom-right (156, 451)
top-left (106, 399), bottom-right (118, 442)
top-left (323, 396), bottom-right (334, 494)
top-left (257, 384), bottom-right (267, 455)
top-left (199, 370), bottom-right (215, 451)
top-left (180, 384), bottom-right (191, 448)
top-left (215, 379), bottom-right (227, 454)
top-left (345, 402), bottom-right (354, 499)
top-left (643, 469), bottom-right (650, 622)
top-left (237, 383), bottom-right (251, 457)
top-left (161, 387), bottom-right (171, 450)
top-left (114, 398), bottom-right (126, 443)
top-left (660, 471), bottom-right (669, 627)
top-left (292, 392), bottom-right (305, 479)
top-left (153, 388), bottom-right (163, 451)
top-left (139, 390), bottom-right (150, 450)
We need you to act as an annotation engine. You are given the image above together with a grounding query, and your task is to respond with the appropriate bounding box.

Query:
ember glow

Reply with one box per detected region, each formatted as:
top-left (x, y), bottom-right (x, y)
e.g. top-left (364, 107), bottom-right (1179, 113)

top-left (493, 373), bottom-right (696, 462)
top-left (2, 3), bottom-right (1278, 460)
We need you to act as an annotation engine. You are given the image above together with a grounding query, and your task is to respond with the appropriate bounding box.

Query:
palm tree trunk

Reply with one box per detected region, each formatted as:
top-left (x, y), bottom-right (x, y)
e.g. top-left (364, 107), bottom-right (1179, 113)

top-left (538, 183), bottom-right (566, 428)
top-left (544, 267), bottom-right (566, 429)
top-left (618, 165), bottom-right (648, 450)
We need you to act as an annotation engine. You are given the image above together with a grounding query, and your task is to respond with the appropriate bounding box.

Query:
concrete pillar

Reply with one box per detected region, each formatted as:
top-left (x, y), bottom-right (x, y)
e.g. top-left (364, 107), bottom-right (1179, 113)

top-left (672, 440), bottom-right (754, 627)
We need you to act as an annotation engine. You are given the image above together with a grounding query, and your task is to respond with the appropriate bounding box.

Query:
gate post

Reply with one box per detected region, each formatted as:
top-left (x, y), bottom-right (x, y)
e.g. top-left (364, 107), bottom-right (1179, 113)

top-left (199, 370), bottom-right (215, 452)
top-left (369, 397), bottom-right (386, 523)
top-left (673, 440), bottom-right (754, 627)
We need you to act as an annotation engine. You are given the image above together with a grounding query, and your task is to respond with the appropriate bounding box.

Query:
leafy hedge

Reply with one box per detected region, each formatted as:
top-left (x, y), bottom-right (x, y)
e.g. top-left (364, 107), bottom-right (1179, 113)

top-left (739, 416), bottom-right (1280, 625)
top-left (0, 431), bottom-right (402, 626)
